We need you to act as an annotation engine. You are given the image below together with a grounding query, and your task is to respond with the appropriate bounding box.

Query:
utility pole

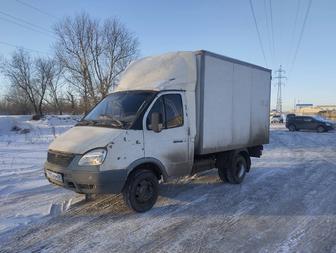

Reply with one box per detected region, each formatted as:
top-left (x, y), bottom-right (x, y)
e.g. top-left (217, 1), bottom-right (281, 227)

top-left (273, 65), bottom-right (287, 114)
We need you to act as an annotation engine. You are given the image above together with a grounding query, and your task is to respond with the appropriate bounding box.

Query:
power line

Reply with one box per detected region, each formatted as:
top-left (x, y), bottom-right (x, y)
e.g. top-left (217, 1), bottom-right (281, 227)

top-left (289, 0), bottom-right (312, 75)
top-left (287, 0), bottom-right (301, 69)
top-left (292, 0), bottom-right (302, 47)
top-left (16, 0), bottom-right (58, 20)
top-left (0, 15), bottom-right (55, 39)
top-left (249, 0), bottom-right (268, 67)
top-left (0, 40), bottom-right (52, 56)
top-left (0, 10), bottom-right (53, 34)
top-left (264, 0), bottom-right (273, 65)
top-left (269, 0), bottom-right (276, 64)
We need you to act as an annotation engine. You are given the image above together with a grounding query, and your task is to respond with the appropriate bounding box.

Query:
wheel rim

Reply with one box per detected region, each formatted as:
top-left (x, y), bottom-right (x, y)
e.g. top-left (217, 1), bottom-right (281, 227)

top-left (318, 127), bottom-right (323, 132)
top-left (236, 162), bottom-right (246, 178)
top-left (135, 179), bottom-right (154, 203)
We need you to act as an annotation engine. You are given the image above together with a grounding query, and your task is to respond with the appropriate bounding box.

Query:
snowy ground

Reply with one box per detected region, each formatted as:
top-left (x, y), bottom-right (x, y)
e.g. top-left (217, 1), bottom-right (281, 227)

top-left (0, 115), bottom-right (82, 234)
top-left (0, 117), bottom-right (336, 252)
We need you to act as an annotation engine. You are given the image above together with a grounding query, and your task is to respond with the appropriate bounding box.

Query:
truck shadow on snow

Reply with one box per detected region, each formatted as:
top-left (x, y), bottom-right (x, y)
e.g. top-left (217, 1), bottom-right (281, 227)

top-left (66, 162), bottom-right (336, 219)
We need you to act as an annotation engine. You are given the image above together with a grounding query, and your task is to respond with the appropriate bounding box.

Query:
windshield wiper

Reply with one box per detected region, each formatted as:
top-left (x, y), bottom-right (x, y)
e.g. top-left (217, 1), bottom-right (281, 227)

top-left (95, 119), bottom-right (124, 128)
top-left (98, 115), bottom-right (125, 127)
top-left (76, 120), bottom-right (98, 126)
top-left (77, 117), bottom-right (126, 128)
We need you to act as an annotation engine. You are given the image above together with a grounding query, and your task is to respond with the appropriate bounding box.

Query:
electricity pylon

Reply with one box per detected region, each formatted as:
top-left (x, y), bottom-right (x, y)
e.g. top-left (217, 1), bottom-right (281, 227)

top-left (273, 65), bottom-right (287, 114)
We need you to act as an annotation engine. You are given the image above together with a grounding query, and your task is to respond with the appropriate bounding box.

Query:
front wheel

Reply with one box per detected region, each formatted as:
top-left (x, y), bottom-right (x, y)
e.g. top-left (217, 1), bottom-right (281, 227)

top-left (122, 170), bottom-right (159, 212)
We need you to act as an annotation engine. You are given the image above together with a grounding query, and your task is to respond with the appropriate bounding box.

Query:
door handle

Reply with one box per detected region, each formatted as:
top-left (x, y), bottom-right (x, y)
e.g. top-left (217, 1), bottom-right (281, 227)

top-left (173, 140), bottom-right (184, 143)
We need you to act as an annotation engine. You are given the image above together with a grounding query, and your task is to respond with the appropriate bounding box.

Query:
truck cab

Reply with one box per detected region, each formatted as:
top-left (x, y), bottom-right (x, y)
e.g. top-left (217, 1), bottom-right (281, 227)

top-left (45, 51), bottom-right (271, 212)
top-left (45, 89), bottom-right (193, 212)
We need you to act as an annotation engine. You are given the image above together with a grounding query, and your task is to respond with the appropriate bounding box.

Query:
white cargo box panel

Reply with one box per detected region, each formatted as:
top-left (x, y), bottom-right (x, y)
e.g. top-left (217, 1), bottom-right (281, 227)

top-left (195, 51), bottom-right (271, 154)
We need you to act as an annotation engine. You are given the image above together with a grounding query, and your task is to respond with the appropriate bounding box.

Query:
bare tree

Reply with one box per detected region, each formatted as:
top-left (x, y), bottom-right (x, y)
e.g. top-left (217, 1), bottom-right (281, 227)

top-left (54, 13), bottom-right (139, 112)
top-left (43, 61), bottom-right (64, 115)
top-left (66, 90), bottom-right (76, 114)
top-left (0, 49), bottom-right (62, 116)
top-left (1, 49), bottom-right (40, 115)
top-left (34, 57), bottom-right (54, 115)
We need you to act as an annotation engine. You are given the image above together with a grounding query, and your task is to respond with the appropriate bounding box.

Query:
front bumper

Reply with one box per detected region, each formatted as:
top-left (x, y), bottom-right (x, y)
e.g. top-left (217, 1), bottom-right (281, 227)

top-left (44, 161), bottom-right (127, 194)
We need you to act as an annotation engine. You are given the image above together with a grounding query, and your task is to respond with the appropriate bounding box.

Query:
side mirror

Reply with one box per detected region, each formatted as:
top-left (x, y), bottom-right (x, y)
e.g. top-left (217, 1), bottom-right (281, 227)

top-left (151, 112), bottom-right (163, 133)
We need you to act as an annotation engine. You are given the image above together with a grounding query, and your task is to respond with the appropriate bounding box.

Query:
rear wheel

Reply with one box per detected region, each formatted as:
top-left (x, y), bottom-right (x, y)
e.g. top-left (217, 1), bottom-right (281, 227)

top-left (122, 170), bottom-right (158, 212)
top-left (85, 193), bottom-right (96, 201)
top-left (317, 125), bottom-right (325, 133)
top-left (216, 154), bottom-right (229, 182)
top-left (217, 152), bottom-right (248, 184)
top-left (226, 154), bottom-right (247, 184)
top-left (288, 124), bottom-right (296, 131)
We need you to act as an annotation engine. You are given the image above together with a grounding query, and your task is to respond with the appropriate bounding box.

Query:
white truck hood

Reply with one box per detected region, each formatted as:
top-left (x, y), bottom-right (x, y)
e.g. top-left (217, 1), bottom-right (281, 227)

top-left (49, 126), bottom-right (124, 154)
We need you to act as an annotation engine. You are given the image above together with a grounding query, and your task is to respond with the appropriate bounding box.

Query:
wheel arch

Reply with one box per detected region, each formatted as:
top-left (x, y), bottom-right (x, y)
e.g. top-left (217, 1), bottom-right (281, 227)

top-left (317, 125), bottom-right (326, 132)
top-left (126, 157), bottom-right (169, 182)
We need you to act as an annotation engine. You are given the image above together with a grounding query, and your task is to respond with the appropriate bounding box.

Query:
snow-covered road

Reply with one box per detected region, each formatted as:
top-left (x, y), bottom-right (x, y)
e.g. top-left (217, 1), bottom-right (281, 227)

top-left (1, 120), bottom-right (336, 252)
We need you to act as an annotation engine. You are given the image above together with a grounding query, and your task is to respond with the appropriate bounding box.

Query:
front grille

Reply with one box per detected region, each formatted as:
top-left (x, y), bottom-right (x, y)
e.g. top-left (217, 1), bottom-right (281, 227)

top-left (47, 151), bottom-right (75, 167)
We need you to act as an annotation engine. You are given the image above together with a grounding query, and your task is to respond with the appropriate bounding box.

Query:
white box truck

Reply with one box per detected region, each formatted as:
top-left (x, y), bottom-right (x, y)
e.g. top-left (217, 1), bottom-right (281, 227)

top-left (44, 50), bottom-right (271, 212)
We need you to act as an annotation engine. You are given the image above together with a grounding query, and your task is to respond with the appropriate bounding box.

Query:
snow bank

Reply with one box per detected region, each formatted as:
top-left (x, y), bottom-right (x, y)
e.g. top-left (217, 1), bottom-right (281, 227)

top-left (0, 115), bottom-right (32, 134)
top-left (0, 115), bottom-right (83, 234)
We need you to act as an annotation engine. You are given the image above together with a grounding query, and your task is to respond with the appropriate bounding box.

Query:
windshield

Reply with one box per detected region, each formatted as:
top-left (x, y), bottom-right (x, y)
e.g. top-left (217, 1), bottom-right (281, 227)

top-left (77, 91), bottom-right (155, 129)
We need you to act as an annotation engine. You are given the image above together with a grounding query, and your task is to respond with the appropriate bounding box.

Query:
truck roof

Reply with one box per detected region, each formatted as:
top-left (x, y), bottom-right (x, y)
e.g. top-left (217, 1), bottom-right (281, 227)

top-left (116, 51), bottom-right (197, 92)
top-left (196, 50), bottom-right (271, 73)
top-left (116, 50), bottom-right (271, 92)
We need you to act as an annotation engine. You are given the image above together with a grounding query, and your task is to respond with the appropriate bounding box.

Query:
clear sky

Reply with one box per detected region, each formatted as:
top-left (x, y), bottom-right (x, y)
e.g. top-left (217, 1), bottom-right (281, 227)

top-left (0, 0), bottom-right (335, 111)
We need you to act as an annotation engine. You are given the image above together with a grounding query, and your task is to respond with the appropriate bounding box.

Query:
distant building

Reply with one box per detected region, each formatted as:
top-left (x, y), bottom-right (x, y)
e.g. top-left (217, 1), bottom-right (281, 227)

top-left (293, 104), bottom-right (336, 121)
top-left (295, 103), bottom-right (313, 110)
top-left (316, 105), bottom-right (336, 111)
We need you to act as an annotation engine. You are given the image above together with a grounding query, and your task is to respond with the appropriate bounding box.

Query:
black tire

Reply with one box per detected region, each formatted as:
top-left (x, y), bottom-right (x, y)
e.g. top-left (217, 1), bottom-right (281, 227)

top-left (317, 125), bottom-right (325, 133)
top-left (288, 124), bottom-right (296, 132)
top-left (226, 153), bottom-right (247, 184)
top-left (216, 154), bottom-right (229, 182)
top-left (85, 194), bottom-right (96, 201)
top-left (122, 170), bottom-right (158, 212)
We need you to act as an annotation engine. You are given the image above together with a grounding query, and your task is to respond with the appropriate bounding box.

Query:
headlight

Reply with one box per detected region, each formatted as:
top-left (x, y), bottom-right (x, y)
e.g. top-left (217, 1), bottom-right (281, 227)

top-left (326, 123), bottom-right (331, 126)
top-left (78, 148), bottom-right (107, 166)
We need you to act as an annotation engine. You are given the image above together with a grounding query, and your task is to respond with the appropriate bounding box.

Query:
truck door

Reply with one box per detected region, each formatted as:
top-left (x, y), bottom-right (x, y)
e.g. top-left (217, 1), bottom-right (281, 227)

top-left (143, 92), bottom-right (191, 177)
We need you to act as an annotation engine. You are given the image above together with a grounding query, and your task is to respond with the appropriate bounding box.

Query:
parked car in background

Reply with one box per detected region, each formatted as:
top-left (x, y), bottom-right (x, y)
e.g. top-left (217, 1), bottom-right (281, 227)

top-left (286, 116), bottom-right (334, 132)
top-left (285, 113), bottom-right (296, 122)
top-left (270, 115), bottom-right (284, 123)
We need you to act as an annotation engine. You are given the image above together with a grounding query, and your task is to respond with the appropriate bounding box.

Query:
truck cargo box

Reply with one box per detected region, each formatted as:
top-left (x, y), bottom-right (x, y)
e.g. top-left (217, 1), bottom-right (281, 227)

top-left (117, 50), bottom-right (271, 155)
top-left (194, 51), bottom-right (271, 154)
